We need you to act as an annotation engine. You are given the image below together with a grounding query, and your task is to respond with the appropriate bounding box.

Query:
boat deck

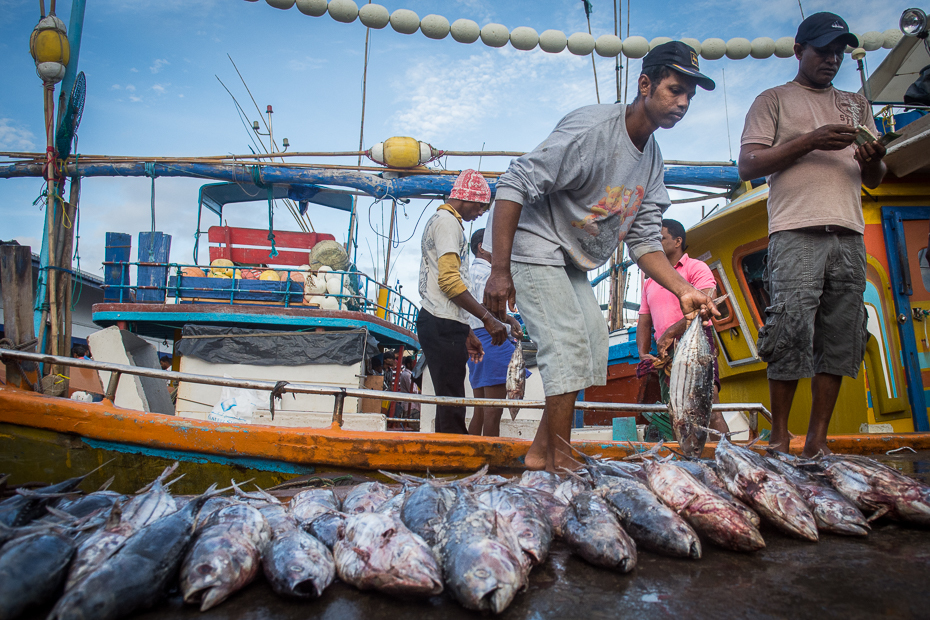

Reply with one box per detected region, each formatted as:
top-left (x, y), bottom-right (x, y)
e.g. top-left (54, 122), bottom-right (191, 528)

top-left (91, 303), bottom-right (419, 349)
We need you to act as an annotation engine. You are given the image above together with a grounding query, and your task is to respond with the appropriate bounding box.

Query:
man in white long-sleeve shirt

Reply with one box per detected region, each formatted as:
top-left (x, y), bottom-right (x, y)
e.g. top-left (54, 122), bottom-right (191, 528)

top-left (484, 41), bottom-right (719, 471)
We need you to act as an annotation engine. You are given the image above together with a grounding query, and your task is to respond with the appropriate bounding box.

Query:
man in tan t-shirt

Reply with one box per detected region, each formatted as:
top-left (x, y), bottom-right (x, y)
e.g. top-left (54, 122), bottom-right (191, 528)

top-left (738, 12), bottom-right (887, 457)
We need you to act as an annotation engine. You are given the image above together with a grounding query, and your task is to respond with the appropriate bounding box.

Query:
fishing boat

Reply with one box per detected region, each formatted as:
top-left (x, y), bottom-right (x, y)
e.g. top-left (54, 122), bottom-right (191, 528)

top-left (4, 3), bottom-right (930, 494)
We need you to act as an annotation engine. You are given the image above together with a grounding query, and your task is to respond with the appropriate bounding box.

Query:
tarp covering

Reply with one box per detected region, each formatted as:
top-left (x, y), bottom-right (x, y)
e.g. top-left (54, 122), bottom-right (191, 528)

top-left (177, 326), bottom-right (379, 367)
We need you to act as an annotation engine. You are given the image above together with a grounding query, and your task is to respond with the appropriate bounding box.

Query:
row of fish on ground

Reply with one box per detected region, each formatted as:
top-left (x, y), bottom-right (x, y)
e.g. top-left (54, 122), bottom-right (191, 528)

top-left (2, 438), bottom-right (930, 619)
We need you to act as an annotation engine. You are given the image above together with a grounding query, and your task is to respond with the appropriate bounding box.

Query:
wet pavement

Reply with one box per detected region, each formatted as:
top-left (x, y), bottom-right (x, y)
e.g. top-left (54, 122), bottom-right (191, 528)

top-left (22, 522), bottom-right (928, 620)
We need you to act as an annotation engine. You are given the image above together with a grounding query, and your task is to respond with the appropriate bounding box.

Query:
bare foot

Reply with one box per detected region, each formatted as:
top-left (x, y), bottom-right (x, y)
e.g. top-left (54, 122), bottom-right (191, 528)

top-left (801, 442), bottom-right (832, 459)
top-left (525, 434), bottom-right (547, 470)
top-left (548, 448), bottom-right (581, 474)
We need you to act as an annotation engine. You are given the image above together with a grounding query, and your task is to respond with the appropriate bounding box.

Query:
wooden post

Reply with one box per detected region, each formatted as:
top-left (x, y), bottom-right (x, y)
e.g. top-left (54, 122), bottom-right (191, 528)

top-left (1, 245), bottom-right (38, 390)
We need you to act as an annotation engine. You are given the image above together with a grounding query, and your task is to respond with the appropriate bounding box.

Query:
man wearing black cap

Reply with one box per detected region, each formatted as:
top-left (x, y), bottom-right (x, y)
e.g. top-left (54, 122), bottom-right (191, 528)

top-left (738, 12), bottom-right (887, 457)
top-left (484, 41), bottom-right (719, 472)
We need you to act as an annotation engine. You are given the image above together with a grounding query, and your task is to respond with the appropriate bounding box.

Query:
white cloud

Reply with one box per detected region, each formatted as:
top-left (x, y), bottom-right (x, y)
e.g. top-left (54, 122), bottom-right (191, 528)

top-left (150, 59), bottom-right (170, 74)
top-left (288, 57), bottom-right (326, 72)
top-left (152, 84), bottom-right (168, 94)
top-left (129, 95), bottom-right (143, 103)
top-left (0, 118), bottom-right (37, 151)
top-left (126, 85), bottom-right (136, 92)
top-left (130, 68), bottom-right (139, 73)
top-left (111, 84), bottom-right (121, 90)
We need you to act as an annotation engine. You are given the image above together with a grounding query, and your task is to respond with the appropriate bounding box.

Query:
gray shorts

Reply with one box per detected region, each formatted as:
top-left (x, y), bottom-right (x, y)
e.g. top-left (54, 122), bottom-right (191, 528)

top-left (512, 261), bottom-right (608, 397)
top-left (758, 229), bottom-right (869, 381)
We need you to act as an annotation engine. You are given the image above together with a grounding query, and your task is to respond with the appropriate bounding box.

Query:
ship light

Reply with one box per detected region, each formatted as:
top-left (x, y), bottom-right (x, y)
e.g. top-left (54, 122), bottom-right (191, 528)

top-left (367, 137), bottom-right (441, 168)
top-left (900, 8), bottom-right (928, 38)
top-left (29, 15), bottom-right (69, 84)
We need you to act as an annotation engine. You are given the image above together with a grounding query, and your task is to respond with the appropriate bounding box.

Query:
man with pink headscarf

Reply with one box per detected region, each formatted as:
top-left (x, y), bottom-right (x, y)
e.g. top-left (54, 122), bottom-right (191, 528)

top-left (417, 170), bottom-right (520, 434)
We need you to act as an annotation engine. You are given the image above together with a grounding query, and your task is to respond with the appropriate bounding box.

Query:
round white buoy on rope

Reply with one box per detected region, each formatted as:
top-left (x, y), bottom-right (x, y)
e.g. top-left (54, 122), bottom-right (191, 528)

top-left (420, 14), bottom-right (449, 39)
top-left (358, 3), bottom-right (389, 28)
top-left (700, 38), bottom-right (725, 60)
top-left (568, 32), bottom-right (596, 55)
top-left (883, 29), bottom-right (903, 49)
top-left (859, 31), bottom-right (883, 51)
top-left (265, 0), bottom-right (295, 9)
top-left (510, 26), bottom-right (539, 51)
top-left (725, 37), bottom-right (751, 59)
top-left (328, 0), bottom-right (358, 23)
top-left (774, 36), bottom-right (796, 58)
top-left (750, 37), bottom-right (775, 59)
top-left (539, 29), bottom-right (567, 53)
top-left (622, 35), bottom-right (649, 58)
top-left (595, 34), bottom-right (622, 57)
top-left (649, 36), bottom-right (671, 50)
top-left (681, 37), bottom-right (702, 54)
top-left (295, 0), bottom-right (327, 16)
top-left (390, 9), bottom-right (420, 34)
top-left (450, 18), bottom-right (480, 43)
top-left (480, 23), bottom-right (510, 47)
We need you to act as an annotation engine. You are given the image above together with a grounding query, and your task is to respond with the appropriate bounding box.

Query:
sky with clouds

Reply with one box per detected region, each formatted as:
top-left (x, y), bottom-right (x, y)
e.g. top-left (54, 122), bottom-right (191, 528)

top-left (0, 0), bottom-right (914, 317)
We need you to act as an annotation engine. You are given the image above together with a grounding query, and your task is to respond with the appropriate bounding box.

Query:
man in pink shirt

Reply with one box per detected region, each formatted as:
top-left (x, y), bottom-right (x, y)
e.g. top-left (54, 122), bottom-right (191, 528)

top-left (637, 219), bottom-right (728, 432)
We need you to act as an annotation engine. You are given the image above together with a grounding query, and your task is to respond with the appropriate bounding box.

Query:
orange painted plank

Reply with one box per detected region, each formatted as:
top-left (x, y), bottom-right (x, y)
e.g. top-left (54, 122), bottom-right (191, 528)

top-left (1, 386), bottom-right (929, 472)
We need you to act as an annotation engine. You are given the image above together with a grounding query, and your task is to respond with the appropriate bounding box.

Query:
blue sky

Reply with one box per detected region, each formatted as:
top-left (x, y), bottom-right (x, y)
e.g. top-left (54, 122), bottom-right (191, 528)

top-left (0, 0), bottom-right (912, 311)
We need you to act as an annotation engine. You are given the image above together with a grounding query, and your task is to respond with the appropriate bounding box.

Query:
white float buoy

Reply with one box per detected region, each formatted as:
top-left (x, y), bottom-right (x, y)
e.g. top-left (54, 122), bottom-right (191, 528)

top-left (450, 18), bottom-right (480, 43)
top-left (568, 32), bottom-right (596, 55)
top-left (883, 29), bottom-right (903, 49)
top-left (700, 38), bottom-right (726, 60)
top-left (480, 23), bottom-right (510, 48)
top-left (649, 36), bottom-right (671, 50)
top-left (622, 35), bottom-right (649, 58)
top-left (295, 0), bottom-right (327, 16)
top-left (358, 3), bottom-right (389, 28)
top-left (265, 0), bottom-right (295, 10)
top-left (681, 38), bottom-right (702, 54)
top-left (510, 26), bottom-right (539, 51)
top-left (390, 9), bottom-right (419, 34)
top-left (539, 29), bottom-right (567, 53)
top-left (725, 37), bottom-right (751, 60)
top-left (595, 34), bottom-right (623, 57)
top-left (327, 0), bottom-right (358, 23)
top-left (420, 14), bottom-right (449, 39)
top-left (860, 31), bottom-right (883, 52)
top-left (750, 37), bottom-right (775, 59)
top-left (774, 36), bottom-right (796, 58)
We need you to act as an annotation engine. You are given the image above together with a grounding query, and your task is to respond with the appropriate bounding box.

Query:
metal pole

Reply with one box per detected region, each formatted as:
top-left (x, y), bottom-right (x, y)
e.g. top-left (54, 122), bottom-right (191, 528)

top-left (332, 388), bottom-right (346, 428)
top-left (383, 199), bottom-right (397, 286)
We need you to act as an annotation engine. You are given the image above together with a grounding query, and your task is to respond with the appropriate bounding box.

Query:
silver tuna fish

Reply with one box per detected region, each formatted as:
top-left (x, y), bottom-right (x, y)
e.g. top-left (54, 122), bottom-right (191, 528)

top-left (505, 338), bottom-right (526, 420)
top-left (563, 491), bottom-right (637, 572)
top-left (820, 453), bottom-right (930, 526)
top-left (476, 485), bottom-right (553, 565)
top-left (762, 454), bottom-right (869, 536)
top-left (305, 510), bottom-right (346, 549)
top-left (645, 460), bottom-right (765, 552)
top-left (436, 488), bottom-right (526, 614)
top-left (518, 471), bottom-right (562, 494)
top-left (49, 487), bottom-right (222, 620)
top-left (334, 511), bottom-right (443, 597)
top-left (671, 460), bottom-right (761, 528)
top-left (714, 434), bottom-right (819, 541)
top-left (0, 530), bottom-right (75, 620)
top-left (341, 481), bottom-right (395, 514)
top-left (263, 523), bottom-right (335, 599)
top-left (180, 503), bottom-right (272, 611)
top-left (668, 317), bottom-right (715, 457)
top-left (289, 487), bottom-right (341, 526)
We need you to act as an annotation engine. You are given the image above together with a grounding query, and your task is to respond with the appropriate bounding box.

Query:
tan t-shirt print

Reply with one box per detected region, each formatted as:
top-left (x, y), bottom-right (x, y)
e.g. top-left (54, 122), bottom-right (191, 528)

top-left (741, 82), bottom-right (878, 235)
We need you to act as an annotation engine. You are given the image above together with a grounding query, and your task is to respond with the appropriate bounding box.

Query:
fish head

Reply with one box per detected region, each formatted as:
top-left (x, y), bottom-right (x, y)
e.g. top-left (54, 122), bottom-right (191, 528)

top-left (446, 538), bottom-right (523, 613)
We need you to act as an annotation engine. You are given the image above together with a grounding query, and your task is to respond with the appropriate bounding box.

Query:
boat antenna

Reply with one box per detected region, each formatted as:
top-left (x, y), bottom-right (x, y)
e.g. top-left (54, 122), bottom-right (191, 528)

top-left (722, 67), bottom-right (733, 161)
top-left (350, 1), bottom-right (373, 260)
top-left (623, 0), bottom-right (631, 104)
top-left (582, 0), bottom-right (601, 104)
top-left (797, 0), bottom-right (805, 20)
top-left (216, 76), bottom-right (265, 157)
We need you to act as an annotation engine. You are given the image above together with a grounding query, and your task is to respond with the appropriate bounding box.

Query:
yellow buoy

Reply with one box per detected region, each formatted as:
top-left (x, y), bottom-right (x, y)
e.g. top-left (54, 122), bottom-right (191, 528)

top-left (29, 15), bottom-right (69, 83)
top-left (259, 270), bottom-right (281, 281)
top-left (367, 137), bottom-right (440, 168)
top-left (209, 258), bottom-right (235, 278)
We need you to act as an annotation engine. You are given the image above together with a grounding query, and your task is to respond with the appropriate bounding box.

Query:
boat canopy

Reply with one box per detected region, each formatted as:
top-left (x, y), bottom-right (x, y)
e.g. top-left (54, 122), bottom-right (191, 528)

top-left (198, 181), bottom-right (354, 219)
top-left (865, 36), bottom-right (930, 104)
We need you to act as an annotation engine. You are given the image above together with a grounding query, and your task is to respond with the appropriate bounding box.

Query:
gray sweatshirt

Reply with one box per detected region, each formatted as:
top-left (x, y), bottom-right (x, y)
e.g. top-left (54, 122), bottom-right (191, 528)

top-left (491, 104), bottom-right (669, 270)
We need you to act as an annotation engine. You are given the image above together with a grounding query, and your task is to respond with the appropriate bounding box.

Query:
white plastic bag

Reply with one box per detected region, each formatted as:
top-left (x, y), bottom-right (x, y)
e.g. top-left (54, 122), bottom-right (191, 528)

top-left (208, 377), bottom-right (264, 424)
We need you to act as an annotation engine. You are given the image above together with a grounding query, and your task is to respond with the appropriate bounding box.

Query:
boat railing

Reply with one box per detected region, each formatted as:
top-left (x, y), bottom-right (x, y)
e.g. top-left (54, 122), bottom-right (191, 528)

top-left (100, 261), bottom-right (419, 332)
top-left (0, 348), bottom-right (773, 433)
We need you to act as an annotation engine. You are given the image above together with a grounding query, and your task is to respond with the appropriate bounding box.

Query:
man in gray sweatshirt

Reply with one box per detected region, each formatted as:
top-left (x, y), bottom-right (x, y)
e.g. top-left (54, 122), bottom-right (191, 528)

top-left (484, 41), bottom-right (719, 471)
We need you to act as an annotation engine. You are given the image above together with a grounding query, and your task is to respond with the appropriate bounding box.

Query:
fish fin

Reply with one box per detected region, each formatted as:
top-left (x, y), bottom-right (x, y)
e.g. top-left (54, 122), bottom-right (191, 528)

top-left (163, 474), bottom-right (186, 489)
top-left (96, 476), bottom-right (116, 492)
top-left (134, 461), bottom-right (180, 494)
top-left (866, 505), bottom-right (890, 523)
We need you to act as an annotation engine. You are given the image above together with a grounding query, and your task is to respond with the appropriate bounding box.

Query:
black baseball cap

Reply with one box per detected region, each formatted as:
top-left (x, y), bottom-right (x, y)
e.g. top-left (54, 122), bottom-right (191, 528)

top-left (796, 12), bottom-right (860, 48)
top-left (642, 41), bottom-right (715, 91)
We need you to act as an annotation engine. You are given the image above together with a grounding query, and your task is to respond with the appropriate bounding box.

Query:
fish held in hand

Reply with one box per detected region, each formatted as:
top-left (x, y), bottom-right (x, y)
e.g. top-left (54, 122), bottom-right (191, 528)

top-left (563, 491), bottom-right (637, 572)
top-left (645, 460), bottom-right (765, 552)
top-left (506, 338), bottom-right (526, 420)
top-left (668, 318), bottom-right (715, 457)
top-left (334, 511), bottom-right (443, 598)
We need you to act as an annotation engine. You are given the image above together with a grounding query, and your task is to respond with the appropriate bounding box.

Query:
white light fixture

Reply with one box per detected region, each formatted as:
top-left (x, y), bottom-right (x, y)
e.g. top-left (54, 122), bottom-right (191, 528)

top-left (900, 8), bottom-right (928, 38)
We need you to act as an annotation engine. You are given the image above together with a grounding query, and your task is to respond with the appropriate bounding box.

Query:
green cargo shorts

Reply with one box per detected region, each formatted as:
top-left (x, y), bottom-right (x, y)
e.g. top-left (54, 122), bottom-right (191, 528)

top-left (757, 228), bottom-right (869, 381)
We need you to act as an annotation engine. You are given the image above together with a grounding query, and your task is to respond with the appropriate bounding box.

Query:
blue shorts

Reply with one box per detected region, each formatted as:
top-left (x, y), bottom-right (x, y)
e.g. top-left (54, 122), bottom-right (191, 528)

top-left (467, 328), bottom-right (530, 390)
